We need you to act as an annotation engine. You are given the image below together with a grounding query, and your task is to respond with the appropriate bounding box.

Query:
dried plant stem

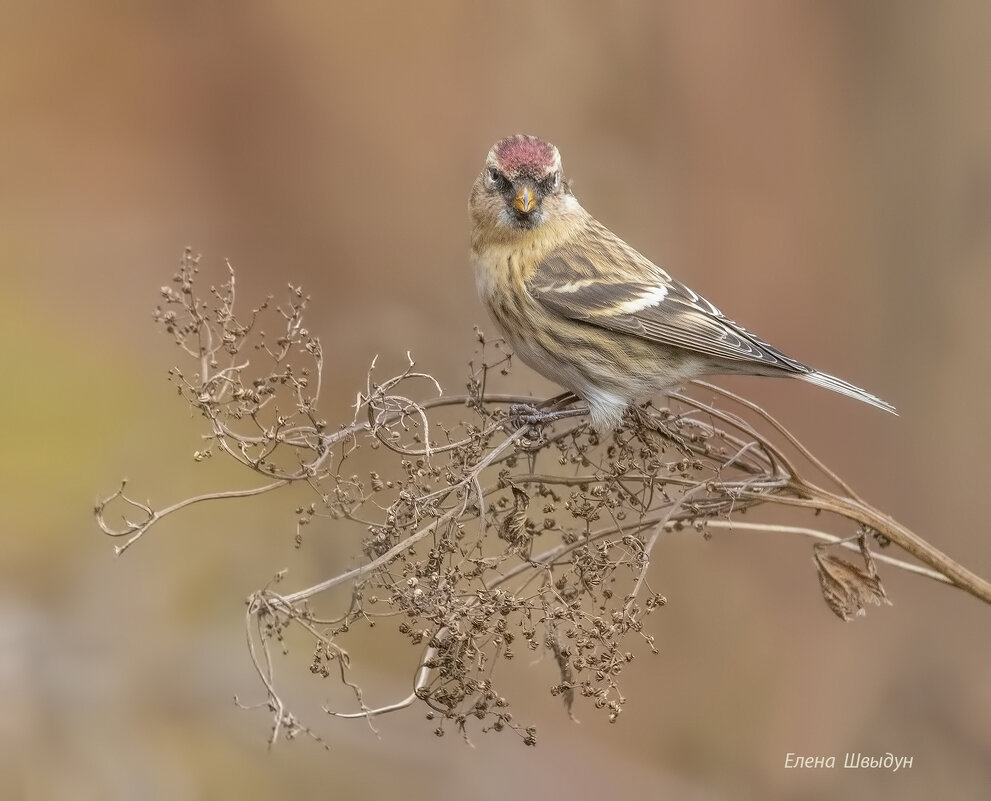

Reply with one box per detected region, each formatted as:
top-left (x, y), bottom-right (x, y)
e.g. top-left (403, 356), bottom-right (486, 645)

top-left (822, 497), bottom-right (991, 602)
top-left (97, 255), bottom-right (991, 747)
top-left (703, 520), bottom-right (950, 584)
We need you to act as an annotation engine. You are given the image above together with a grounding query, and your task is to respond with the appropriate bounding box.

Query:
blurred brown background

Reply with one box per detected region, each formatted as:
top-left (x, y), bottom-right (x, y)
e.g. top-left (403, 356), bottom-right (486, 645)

top-left (2, 2), bottom-right (990, 799)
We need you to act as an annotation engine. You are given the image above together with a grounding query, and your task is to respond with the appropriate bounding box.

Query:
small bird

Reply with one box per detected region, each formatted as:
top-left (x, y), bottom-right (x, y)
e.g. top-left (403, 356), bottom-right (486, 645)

top-left (469, 134), bottom-right (896, 431)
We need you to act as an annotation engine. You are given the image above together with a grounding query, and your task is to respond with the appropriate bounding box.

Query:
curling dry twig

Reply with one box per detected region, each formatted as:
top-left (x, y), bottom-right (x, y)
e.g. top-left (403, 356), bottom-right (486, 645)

top-left (97, 253), bottom-right (991, 748)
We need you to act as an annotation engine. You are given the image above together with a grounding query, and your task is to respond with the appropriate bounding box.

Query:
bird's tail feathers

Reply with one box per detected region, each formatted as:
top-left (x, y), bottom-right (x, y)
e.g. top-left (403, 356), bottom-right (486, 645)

top-left (799, 370), bottom-right (897, 415)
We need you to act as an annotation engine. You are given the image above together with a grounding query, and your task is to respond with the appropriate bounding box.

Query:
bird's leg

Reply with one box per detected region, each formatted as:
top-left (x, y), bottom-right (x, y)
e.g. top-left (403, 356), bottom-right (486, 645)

top-left (540, 390), bottom-right (581, 411)
top-left (506, 403), bottom-right (588, 471)
top-left (507, 391), bottom-right (585, 429)
top-left (506, 401), bottom-right (540, 424)
top-left (507, 404), bottom-right (582, 428)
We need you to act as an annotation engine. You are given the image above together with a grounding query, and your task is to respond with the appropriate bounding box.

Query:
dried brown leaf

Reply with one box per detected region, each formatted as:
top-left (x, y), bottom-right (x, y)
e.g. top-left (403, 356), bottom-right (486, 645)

top-left (813, 536), bottom-right (891, 621)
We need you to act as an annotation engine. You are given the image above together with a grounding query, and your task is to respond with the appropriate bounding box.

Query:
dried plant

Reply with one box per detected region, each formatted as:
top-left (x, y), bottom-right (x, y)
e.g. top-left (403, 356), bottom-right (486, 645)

top-left (96, 251), bottom-right (991, 747)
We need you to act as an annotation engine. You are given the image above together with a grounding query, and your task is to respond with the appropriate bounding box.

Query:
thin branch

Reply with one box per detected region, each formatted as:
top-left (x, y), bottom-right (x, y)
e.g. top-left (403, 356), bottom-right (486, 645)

top-left (703, 520), bottom-right (951, 585)
top-left (97, 479), bottom-right (289, 555)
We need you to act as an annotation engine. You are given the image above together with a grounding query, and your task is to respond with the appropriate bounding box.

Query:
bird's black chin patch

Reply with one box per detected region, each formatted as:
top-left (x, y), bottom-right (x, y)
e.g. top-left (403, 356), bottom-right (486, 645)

top-left (509, 210), bottom-right (540, 230)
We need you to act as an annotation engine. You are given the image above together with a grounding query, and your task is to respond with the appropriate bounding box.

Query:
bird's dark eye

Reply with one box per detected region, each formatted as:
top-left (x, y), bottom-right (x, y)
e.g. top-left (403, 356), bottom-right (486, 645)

top-left (544, 171), bottom-right (561, 192)
top-left (485, 167), bottom-right (503, 189)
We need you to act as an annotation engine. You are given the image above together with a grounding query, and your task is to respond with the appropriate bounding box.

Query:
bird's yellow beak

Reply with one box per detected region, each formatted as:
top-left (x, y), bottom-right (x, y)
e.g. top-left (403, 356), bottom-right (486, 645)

top-left (513, 186), bottom-right (536, 214)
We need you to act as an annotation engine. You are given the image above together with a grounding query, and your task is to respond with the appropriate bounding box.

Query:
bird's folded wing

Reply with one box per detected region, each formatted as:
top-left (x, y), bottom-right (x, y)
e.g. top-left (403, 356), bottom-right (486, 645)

top-left (530, 251), bottom-right (808, 373)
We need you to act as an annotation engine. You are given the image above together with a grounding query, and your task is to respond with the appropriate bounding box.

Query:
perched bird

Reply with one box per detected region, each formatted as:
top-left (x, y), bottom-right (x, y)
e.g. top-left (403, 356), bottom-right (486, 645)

top-left (469, 134), bottom-right (896, 431)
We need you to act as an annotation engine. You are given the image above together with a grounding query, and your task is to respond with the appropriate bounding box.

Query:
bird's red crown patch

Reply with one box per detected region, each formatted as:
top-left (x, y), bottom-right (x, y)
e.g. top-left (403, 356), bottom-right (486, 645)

top-left (494, 135), bottom-right (557, 175)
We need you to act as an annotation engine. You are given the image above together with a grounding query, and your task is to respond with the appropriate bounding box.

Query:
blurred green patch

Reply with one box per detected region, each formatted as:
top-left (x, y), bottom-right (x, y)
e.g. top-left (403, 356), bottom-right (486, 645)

top-left (0, 293), bottom-right (151, 571)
